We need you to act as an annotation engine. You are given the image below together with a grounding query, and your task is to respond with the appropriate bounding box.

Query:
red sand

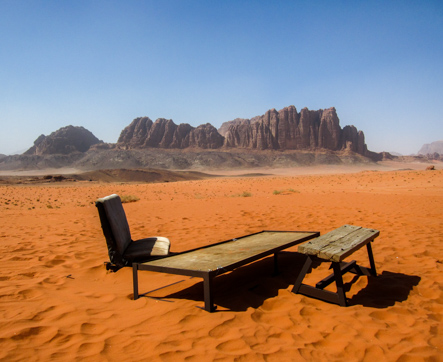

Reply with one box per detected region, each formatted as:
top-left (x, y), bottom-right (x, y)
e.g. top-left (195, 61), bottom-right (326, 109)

top-left (0, 169), bottom-right (442, 360)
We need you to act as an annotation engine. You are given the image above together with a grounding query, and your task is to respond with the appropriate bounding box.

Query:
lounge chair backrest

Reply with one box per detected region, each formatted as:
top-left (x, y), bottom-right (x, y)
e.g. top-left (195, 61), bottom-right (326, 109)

top-left (96, 194), bottom-right (132, 255)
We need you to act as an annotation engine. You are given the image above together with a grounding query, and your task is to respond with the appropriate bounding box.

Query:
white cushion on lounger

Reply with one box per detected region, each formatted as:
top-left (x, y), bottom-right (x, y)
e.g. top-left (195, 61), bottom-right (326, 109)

top-left (124, 236), bottom-right (170, 259)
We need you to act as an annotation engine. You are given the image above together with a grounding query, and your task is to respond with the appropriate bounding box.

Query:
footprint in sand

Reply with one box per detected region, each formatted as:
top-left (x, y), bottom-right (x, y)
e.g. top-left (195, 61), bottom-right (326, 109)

top-left (17, 272), bottom-right (39, 279)
top-left (42, 276), bottom-right (66, 285)
top-left (17, 288), bottom-right (44, 300)
top-left (44, 258), bottom-right (66, 268)
top-left (11, 326), bottom-right (58, 343)
top-left (80, 322), bottom-right (107, 335)
top-left (215, 338), bottom-right (251, 355)
top-left (85, 309), bottom-right (115, 319)
top-left (8, 255), bottom-right (34, 262)
top-left (84, 293), bottom-right (116, 303)
top-left (77, 341), bottom-right (105, 356)
top-left (251, 309), bottom-right (294, 330)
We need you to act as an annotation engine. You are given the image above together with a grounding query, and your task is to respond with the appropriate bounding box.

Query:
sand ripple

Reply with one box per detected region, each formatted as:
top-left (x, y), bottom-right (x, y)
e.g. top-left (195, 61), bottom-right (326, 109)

top-left (0, 169), bottom-right (442, 360)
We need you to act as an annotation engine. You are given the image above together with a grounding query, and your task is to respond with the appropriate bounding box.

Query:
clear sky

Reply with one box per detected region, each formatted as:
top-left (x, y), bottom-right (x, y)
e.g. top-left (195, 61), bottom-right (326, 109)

top-left (1, 0), bottom-right (442, 155)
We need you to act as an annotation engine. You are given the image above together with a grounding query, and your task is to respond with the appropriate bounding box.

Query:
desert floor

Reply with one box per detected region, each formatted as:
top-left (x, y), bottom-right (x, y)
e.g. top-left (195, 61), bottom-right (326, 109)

top-left (0, 167), bottom-right (442, 361)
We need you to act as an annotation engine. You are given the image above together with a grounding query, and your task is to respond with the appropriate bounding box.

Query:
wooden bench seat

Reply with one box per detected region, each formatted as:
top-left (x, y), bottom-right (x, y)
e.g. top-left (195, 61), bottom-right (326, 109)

top-left (292, 225), bottom-right (379, 306)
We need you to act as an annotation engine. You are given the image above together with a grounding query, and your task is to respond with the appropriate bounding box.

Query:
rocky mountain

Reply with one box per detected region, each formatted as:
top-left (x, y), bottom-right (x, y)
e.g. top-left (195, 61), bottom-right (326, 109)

top-left (24, 126), bottom-right (101, 155)
top-left (222, 106), bottom-right (368, 154)
top-left (1, 104), bottom-right (391, 171)
top-left (117, 117), bottom-right (224, 149)
top-left (117, 106), bottom-right (373, 158)
top-left (418, 140), bottom-right (443, 155)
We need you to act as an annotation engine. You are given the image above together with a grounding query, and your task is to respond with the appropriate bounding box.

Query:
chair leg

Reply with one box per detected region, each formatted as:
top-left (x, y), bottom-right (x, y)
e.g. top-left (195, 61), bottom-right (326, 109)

top-left (133, 264), bottom-right (139, 300)
top-left (105, 262), bottom-right (121, 272)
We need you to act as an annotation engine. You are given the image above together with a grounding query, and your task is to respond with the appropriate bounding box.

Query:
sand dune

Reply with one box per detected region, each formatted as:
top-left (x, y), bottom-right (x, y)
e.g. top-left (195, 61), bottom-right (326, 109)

top-left (0, 168), bottom-right (442, 360)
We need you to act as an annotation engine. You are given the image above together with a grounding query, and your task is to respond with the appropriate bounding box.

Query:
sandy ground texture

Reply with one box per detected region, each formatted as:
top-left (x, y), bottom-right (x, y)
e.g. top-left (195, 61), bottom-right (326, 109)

top-left (0, 168), bottom-right (442, 361)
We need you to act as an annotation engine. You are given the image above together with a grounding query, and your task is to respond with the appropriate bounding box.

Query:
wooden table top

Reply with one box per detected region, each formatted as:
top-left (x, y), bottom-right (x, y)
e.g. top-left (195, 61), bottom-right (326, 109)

top-left (138, 231), bottom-right (318, 274)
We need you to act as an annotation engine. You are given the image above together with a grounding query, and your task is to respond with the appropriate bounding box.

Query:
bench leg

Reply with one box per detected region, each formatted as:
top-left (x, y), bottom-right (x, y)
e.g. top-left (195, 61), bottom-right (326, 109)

top-left (133, 264), bottom-right (139, 300)
top-left (332, 262), bottom-right (347, 307)
top-left (273, 252), bottom-right (279, 276)
top-left (293, 258), bottom-right (342, 305)
top-left (366, 242), bottom-right (377, 277)
top-left (292, 258), bottom-right (348, 306)
top-left (292, 256), bottom-right (313, 293)
top-left (203, 275), bottom-right (216, 312)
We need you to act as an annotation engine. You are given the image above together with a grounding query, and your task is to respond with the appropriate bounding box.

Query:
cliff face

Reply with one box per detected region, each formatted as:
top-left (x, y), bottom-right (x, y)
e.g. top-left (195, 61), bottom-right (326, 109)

top-left (22, 105), bottom-right (373, 160)
top-left (24, 126), bottom-right (101, 155)
top-left (117, 117), bottom-right (224, 149)
top-left (223, 106), bottom-right (367, 154)
top-left (118, 106), bottom-right (369, 156)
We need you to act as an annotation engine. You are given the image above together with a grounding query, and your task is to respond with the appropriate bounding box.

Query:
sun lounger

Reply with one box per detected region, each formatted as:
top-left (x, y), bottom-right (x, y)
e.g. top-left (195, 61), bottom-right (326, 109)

top-left (292, 225), bottom-right (379, 306)
top-left (96, 194), bottom-right (170, 271)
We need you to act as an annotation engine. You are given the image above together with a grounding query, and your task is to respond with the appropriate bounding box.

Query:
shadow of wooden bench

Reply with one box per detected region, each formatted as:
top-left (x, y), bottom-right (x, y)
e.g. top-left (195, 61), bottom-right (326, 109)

top-left (292, 225), bottom-right (379, 306)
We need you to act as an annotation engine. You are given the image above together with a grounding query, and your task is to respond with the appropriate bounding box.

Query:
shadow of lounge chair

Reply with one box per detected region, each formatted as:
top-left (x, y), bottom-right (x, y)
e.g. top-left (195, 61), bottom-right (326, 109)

top-left (96, 194), bottom-right (170, 272)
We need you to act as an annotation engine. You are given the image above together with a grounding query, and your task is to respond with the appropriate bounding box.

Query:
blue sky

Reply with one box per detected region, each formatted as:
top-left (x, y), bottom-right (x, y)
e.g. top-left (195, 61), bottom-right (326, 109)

top-left (1, 0), bottom-right (442, 155)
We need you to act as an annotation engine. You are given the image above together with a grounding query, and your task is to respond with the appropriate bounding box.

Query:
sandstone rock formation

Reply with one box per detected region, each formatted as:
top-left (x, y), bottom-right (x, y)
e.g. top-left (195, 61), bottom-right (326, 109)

top-left (24, 126), bottom-right (101, 155)
top-left (222, 106), bottom-right (368, 155)
top-left (218, 118), bottom-right (251, 137)
top-left (118, 106), bottom-right (371, 158)
top-left (117, 117), bottom-right (224, 149)
top-left (20, 105), bottom-right (375, 162)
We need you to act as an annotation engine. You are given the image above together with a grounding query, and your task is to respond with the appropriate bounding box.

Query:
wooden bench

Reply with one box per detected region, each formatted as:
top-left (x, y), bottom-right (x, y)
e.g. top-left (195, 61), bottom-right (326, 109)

top-left (292, 225), bottom-right (379, 306)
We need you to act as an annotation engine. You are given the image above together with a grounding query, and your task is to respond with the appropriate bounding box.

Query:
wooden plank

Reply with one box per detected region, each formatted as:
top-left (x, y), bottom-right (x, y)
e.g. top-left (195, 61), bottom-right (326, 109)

top-left (298, 225), bottom-right (361, 256)
top-left (318, 228), bottom-right (379, 262)
top-left (315, 260), bottom-right (357, 289)
top-left (298, 284), bottom-right (341, 305)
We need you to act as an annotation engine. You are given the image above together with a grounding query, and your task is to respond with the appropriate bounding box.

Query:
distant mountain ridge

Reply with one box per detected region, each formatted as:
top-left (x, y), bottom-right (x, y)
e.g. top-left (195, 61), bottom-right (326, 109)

top-left (116, 106), bottom-right (376, 159)
top-left (22, 105), bottom-right (375, 159)
top-left (418, 140), bottom-right (443, 155)
top-left (8, 104), bottom-right (442, 171)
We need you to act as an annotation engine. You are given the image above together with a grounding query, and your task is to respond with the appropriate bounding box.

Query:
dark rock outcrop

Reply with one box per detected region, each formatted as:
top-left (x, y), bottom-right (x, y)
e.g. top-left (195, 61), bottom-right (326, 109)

top-left (117, 117), bottom-right (224, 149)
top-left (24, 126), bottom-right (101, 155)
